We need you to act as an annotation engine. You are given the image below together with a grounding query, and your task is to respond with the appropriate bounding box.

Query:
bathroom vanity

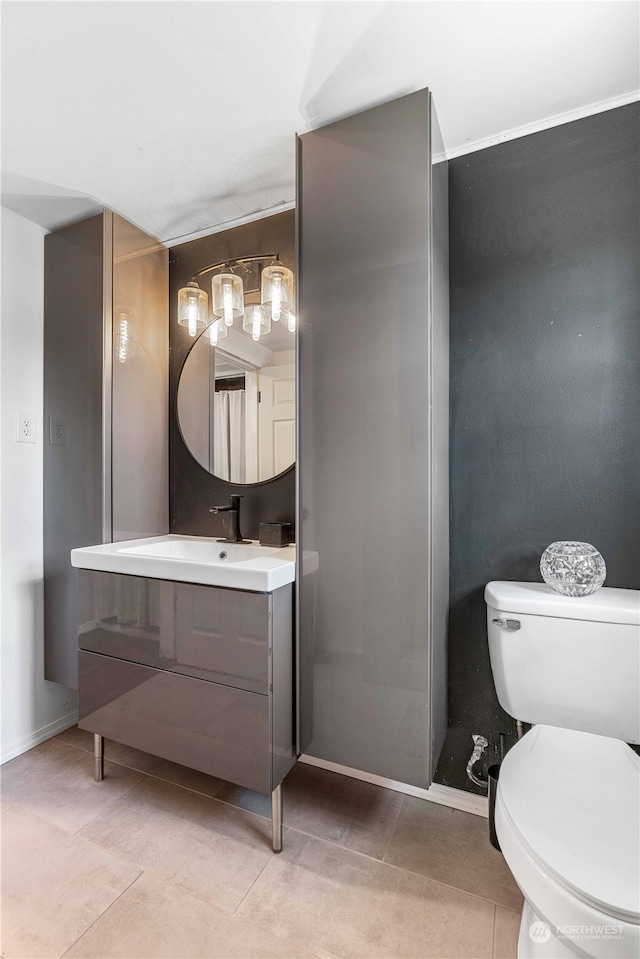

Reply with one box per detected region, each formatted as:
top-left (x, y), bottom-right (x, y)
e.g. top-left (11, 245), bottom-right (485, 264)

top-left (50, 88), bottom-right (449, 836)
top-left (71, 536), bottom-right (296, 850)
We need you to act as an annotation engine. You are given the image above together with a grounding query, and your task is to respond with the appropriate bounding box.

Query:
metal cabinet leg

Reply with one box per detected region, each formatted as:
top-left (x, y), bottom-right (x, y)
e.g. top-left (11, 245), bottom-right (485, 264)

top-left (272, 784), bottom-right (283, 853)
top-left (94, 734), bottom-right (104, 782)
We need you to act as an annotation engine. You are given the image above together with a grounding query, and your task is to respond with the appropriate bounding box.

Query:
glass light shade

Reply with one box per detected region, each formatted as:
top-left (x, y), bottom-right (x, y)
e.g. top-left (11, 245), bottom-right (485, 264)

top-left (540, 541), bottom-right (606, 597)
top-left (208, 318), bottom-right (228, 347)
top-left (242, 304), bottom-right (271, 342)
top-left (261, 264), bottom-right (294, 322)
top-left (114, 306), bottom-right (137, 363)
top-left (212, 273), bottom-right (244, 326)
top-left (284, 310), bottom-right (296, 333)
top-left (178, 281), bottom-right (208, 337)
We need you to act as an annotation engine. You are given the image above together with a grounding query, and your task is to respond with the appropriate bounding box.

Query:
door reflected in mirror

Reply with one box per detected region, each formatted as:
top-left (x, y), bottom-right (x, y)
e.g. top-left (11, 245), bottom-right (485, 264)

top-left (177, 322), bottom-right (295, 484)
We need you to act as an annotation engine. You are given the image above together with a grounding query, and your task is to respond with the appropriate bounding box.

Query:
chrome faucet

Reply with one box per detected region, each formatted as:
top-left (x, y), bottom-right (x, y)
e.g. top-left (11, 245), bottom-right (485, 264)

top-left (209, 494), bottom-right (249, 543)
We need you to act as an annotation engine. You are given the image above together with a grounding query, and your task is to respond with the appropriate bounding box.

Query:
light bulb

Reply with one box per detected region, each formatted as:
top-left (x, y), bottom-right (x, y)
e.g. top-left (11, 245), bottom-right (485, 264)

top-left (223, 280), bottom-right (234, 326)
top-left (208, 317), bottom-right (227, 346)
top-left (272, 274), bottom-right (282, 321)
top-left (212, 273), bottom-right (243, 324)
top-left (286, 311), bottom-right (296, 333)
top-left (243, 303), bottom-right (270, 341)
top-left (115, 306), bottom-right (137, 362)
top-left (188, 299), bottom-right (198, 337)
top-left (209, 320), bottom-right (227, 346)
top-left (252, 307), bottom-right (262, 341)
top-left (118, 317), bottom-right (129, 362)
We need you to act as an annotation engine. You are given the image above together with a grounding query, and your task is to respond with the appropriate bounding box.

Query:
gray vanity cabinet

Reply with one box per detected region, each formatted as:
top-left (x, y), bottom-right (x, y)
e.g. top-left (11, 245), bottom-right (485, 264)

top-left (77, 570), bottom-right (295, 795)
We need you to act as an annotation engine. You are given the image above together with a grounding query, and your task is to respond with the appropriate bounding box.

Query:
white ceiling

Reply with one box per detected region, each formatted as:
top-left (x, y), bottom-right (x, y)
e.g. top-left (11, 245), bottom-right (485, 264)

top-left (2, 1), bottom-right (638, 244)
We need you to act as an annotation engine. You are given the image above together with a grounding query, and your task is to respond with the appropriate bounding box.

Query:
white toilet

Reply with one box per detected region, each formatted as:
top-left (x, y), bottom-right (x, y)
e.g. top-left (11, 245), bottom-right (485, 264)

top-left (485, 581), bottom-right (640, 959)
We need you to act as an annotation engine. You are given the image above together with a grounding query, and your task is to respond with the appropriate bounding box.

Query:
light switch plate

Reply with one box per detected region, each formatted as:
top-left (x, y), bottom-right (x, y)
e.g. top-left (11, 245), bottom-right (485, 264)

top-left (49, 417), bottom-right (66, 445)
top-left (17, 412), bottom-right (36, 443)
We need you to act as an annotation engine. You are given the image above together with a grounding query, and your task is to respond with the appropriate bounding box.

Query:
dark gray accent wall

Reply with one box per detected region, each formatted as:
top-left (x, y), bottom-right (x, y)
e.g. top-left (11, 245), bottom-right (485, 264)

top-left (437, 104), bottom-right (640, 792)
top-left (169, 211), bottom-right (295, 539)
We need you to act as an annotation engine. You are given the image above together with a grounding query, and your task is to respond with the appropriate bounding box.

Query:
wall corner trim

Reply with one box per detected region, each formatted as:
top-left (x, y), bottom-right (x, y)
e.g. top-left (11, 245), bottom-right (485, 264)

top-left (162, 200), bottom-right (296, 248)
top-left (299, 754), bottom-right (489, 818)
top-left (1, 710), bottom-right (79, 765)
top-left (441, 89), bottom-right (640, 161)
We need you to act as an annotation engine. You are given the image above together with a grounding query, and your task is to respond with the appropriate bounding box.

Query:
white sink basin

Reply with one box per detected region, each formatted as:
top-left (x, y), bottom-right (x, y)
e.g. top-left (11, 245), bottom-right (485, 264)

top-left (71, 535), bottom-right (296, 592)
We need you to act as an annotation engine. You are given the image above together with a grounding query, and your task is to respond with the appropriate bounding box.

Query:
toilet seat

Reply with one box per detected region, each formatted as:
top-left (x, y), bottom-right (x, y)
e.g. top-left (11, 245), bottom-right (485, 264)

top-left (497, 725), bottom-right (640, 925)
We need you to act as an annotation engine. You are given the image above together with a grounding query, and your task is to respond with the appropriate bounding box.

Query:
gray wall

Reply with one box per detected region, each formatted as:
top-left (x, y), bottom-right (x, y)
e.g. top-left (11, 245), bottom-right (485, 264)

top-left (436, 103), bottom-right (640, 792)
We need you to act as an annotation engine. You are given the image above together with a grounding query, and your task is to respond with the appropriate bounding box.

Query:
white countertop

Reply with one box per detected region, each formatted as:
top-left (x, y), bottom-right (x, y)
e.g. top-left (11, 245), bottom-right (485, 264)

top-left (71, 534), bottom-right (296, 592)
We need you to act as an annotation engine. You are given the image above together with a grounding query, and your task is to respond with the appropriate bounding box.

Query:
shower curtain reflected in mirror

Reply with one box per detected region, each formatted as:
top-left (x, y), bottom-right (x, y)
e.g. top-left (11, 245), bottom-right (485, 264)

top-left (213, 389), bottom-right (246, 483)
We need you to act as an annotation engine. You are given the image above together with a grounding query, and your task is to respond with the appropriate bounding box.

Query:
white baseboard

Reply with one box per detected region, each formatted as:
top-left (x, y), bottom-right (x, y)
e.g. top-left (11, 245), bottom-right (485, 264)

top-left (1, 710), bottom-right (79, 765)
top-left (299, 754), bottom-right (488, 818)
top-left (0, 713), bottom-right (489, 817)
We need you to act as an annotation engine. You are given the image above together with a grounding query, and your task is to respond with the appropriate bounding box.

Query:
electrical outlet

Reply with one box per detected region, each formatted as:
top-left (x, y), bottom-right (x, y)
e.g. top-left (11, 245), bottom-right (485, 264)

top-left (17, 412), bottom-right (36, 444)
top-left (49, 417), bottom-right (66, 446)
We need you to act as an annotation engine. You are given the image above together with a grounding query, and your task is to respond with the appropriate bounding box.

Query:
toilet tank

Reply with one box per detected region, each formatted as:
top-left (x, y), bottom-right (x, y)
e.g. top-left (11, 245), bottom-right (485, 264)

top-left (485, 582), bottom-right (640, 744)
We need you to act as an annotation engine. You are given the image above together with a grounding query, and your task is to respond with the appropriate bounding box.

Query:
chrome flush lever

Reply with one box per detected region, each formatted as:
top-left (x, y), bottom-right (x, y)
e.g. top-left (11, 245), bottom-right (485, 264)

top-left (492, 618), bottom-right (521, 631)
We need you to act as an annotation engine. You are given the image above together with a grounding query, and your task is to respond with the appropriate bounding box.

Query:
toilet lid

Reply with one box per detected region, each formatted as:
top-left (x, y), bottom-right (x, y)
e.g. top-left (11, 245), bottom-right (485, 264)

top-left (498, 724), bottom-right (640, 924)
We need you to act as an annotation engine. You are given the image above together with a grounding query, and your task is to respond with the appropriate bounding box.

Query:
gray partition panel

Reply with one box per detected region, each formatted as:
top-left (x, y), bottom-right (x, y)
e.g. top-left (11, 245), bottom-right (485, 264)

top-left (44, 215), bottom-right (105, 687)
top-left (298, 89), bottom-right (448, 787)
top-left (44, 213), bottom-right (169, 689)
top-left (271, 584), bottom-right (296, 787)
top-left (428, 105), bottom-right (450, 778)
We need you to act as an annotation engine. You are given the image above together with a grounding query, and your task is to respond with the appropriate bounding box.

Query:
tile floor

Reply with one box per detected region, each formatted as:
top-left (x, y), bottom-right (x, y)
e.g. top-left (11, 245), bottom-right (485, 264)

top-left (1, 727), bottom-right (522, 959)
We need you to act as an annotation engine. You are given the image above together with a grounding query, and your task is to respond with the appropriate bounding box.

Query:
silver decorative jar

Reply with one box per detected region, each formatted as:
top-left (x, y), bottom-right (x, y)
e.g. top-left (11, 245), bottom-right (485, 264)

top-left (540, 541), bottom-right (606, 597)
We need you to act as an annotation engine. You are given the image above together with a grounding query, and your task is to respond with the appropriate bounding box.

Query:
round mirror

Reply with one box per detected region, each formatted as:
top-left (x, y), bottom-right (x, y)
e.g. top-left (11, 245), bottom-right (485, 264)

top-left (177, 319), bottom-right (295, 484)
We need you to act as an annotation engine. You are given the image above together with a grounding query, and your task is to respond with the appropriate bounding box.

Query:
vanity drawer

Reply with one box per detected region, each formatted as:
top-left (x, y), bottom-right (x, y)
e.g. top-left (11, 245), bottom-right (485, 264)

top-left (78, 650), bottom-right (271, 793)
top-left (78, 570), bottom-right (271, 694)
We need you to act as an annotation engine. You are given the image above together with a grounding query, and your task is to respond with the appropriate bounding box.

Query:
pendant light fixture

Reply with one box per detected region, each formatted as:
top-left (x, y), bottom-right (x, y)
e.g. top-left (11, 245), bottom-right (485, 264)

top-left (178, 255), bottom-right (295, 345)
top-left (177, 281), bottom-right (208, 337)
top-left (212, 273), bottom-right (244, 327)
top-left (261, 264), bottom-right (294, 322)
